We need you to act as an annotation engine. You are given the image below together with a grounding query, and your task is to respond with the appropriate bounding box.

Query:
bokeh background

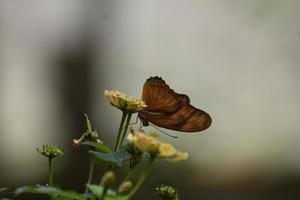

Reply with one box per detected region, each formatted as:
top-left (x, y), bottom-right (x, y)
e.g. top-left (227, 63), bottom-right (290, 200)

top-left (1, 0), bottom-right (300, 199)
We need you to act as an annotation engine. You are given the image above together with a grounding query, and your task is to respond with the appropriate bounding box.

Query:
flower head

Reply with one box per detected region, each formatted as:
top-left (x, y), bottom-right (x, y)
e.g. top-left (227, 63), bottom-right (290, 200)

top-left (104, 90), bottom-right (147, 113)
top-left (127, 130), bottom-right (160, 156)
top-left (155, 184), bottom-right (180, 200)
top-left (127, 130), bottom-right (188, 161)
top-left (37, 144), bottom-right (64, 159)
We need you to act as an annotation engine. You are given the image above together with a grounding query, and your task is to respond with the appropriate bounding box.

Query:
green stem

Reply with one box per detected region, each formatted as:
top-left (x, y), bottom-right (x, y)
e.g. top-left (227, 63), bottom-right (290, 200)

top-left (125, 157), bottom-right (155, 200)
top-left (99, 187), bottom-right (108, 200)
top-left (114, 112), bottom-right (127, 151)
top-left (106, 112), bottom-right (128, 174)
top-left (123, 168), bottom-right (134, 182)
top-left (48, 158), bottom-right (53, 186)
top-left (85, 155), bottom-right (95, 193)
top-left (117, 113), bottom-right (132, 150)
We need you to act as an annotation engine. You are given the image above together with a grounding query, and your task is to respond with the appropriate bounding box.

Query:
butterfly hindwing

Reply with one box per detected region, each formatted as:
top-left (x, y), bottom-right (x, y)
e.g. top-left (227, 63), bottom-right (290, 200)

top-left (140, 104), bottom-right (211, 132)
top-left (140, 76), bottom-right (212, 132)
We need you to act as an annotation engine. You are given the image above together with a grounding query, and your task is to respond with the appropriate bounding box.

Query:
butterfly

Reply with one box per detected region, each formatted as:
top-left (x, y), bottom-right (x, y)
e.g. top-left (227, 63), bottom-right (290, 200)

top-left (138, 76), bottom-right (212, 132)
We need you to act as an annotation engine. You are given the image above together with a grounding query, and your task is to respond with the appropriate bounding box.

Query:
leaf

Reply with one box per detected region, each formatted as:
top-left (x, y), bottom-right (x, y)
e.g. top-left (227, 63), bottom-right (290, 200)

top-left (89, 151), bottom-right (121, 166)
top-left (82, 141), bottom-right (112, 153)
top-left (15, 185), bottom-right (60, 195)
top-left (0, 187), bottom-right (14, 193)
top-left (58, 190), bottom-right (87, 200)
top-left (14, 185), bottom-right (86, 200)
top-left (86, 184), bottom-right (103, 198)
top-left (80, 192), bottom-right (94, 198)
top-left (105, 195), bottom-right (127, 200)
top-left (89, 148), bottom-right (130, 167)
top-left (86, 184), bottom-right (116, 199)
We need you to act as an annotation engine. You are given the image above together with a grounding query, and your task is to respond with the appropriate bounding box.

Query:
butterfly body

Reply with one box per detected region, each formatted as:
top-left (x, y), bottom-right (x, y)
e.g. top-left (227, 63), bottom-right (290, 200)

top-left (138, 76), bottom-right (211, 132)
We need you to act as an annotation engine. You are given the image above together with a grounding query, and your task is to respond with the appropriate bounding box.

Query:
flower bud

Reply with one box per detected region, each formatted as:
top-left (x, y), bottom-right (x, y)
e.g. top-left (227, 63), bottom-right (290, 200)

top-left (100, 171), bottom-right (116, 188)
top-left (36, 144), bottom-right (63, 159)
top-left (118, 181), bottom-right (133, 194)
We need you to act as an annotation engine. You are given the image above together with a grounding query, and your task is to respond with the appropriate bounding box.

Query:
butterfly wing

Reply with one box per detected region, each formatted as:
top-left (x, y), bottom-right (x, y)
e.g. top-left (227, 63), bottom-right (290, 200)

top-left (142, 76), bottom-right (179, 112)
top-left (141, 104), bottom-right (212, 132)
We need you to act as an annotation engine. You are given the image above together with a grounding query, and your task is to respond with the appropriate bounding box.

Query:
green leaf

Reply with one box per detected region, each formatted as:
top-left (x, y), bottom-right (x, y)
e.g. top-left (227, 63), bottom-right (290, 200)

top-left (14, 185), bottom-right (86, 200)
top-left (0, 187), bottom-right (14, 193)
top-left (82, 141), bottom-right (112, 153)
top-left (89, 148), bottom-right (130, 167)
top-left (86, 184), bottom-right (117, 199)
top-left (86, 184), bottom-right (104, 198)
top-left (15, 185), bottom-right (60, 195)
top-left (105, 195), bottom-right (127, 200)
top-left (59, 190), bottom-right (87, 200)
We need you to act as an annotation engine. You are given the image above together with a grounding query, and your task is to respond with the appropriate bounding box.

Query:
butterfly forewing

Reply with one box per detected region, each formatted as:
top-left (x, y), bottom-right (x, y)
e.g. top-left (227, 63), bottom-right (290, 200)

top-left (142, 77), bottom-right (179, 113)
top-left (140, 76), bottom-right (212, 132)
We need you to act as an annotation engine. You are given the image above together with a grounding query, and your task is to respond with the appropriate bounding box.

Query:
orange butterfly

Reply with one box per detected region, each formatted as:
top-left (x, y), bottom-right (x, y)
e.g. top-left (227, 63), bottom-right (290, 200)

top-left (138, 77), bottom-right (212, 132)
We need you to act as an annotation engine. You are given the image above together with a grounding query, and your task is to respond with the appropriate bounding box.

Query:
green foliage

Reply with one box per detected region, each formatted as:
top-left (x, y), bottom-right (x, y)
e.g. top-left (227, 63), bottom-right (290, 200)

top-left (86, 184), bottom-right (126, 200)
top-left (89, 147), bottom-right (130, 167)
top-left (0, 187), bottom-right (14, 194)
top-left (15, 185), bottom-right (86, 200)
top-left (82, 141), bottom-right (112, 153)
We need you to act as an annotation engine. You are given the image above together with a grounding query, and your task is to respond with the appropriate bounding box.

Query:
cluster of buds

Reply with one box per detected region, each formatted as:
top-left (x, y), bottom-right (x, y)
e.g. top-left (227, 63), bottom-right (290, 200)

top-left (155, 185), bottom-right (180, 200)
top-left (127, 129), bottom-right (188, 161)
top-left (36, 144), bottom-right (63, 159)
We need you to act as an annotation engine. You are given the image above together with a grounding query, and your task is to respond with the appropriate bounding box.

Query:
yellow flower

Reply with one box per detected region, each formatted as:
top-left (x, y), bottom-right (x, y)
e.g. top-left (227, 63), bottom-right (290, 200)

top-left (167, 151), bottom-right (189, 162)
top-left (127, 131), bottom-right (160, 155)
top-left (104, 90), bottom-right (147, 113)
top-left (127, 130), bottom-right (188, 162)
top-left (159, 143), bottom-right (176, 157)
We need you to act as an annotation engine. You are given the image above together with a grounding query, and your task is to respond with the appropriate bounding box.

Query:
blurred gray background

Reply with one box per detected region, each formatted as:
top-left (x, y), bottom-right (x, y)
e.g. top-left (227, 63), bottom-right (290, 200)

top-left (0, 0), bottom-right (300, 199)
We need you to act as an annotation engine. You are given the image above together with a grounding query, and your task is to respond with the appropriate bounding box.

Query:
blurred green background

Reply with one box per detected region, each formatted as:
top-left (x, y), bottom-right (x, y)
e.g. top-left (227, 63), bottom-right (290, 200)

top-left (1, 0), bottom-right (300, 199)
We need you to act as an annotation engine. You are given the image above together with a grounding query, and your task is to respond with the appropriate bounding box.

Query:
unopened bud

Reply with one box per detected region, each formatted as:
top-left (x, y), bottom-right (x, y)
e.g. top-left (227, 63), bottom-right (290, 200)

top-left (100, 171), bottom-right (116, 187)
top-left (118, 181), bottom-right (133, 194)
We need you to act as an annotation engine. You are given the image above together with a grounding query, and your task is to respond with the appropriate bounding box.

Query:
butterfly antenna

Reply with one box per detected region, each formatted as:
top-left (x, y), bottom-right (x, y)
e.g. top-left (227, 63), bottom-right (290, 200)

top-left (149, 124), bottom-right (178, 138)
top-left (129, 114), bottom-right (139, 125)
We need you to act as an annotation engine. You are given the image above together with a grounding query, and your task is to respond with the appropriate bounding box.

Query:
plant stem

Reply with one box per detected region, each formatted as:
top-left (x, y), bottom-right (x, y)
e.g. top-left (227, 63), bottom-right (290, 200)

top-left (125, 157), bottom-right (155, 200)
top-left (123, 168), bottom-right (134, 182)
top-left (48, 158), bottom-right (53, 186)
top-left (107, 112), bottom-right (127, 173)
top-left (117, 113), bottom-right (132, 150)
top-left (85, 155), bottom-right (95, 193)
top-left (114, 112), bottom-right (127, 151)
top-left (99, 187), bottom-right (108, 200)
